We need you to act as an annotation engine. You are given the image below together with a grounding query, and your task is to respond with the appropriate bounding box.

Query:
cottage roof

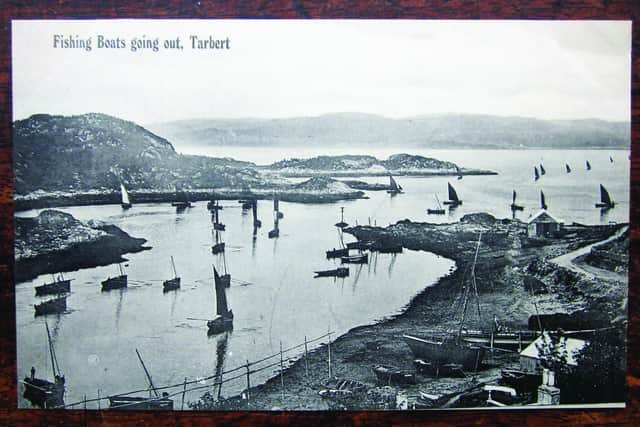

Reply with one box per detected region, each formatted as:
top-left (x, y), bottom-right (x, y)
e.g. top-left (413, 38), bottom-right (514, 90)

top-left (520, 333), bottom-right (588, 366)
top-left (527, 209), bottom-right (561, 225)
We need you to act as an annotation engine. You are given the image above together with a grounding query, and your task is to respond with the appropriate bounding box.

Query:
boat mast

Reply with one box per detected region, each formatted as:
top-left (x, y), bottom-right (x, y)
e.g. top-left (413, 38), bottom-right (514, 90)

top-left (170, 256), bottom-right (177, 279)
top-left (135, 349), bottom-right (159, 398)
top-left (435, 194), bottom-right (442, 210)
top-left (457, 233), bottom-right (482, 339)
top-left (45, 322), bottom-right (61, 378)
top-left (118, 263), bottom-right (124, 276)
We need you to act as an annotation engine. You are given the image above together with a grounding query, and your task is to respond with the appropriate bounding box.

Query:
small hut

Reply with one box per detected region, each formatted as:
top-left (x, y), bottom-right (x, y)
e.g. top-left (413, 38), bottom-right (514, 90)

top-left (519, 333), bottom-right (587, 373)
top-left (527, 210), bottom-right (563, 238)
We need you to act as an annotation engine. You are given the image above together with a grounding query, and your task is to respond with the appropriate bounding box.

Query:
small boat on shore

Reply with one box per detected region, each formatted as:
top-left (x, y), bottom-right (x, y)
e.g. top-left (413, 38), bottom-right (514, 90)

top-left (595, 184), bottom-right (615, 209)
top-left (372, 365), bottom-right (416, 385)
top-left (443, 183), bottom-right (462, 207)
top-left (534, 166), bottom-right (540, 181)
top-left (314, 267), bottom-right (349, 278)
top-left (120, 183), bottom-right (132, 209)
top-left (162, 256), bottom-right (180, 292)
top-left (540, 190), bottom-right (548, 210)
top-left (34, 295), bottom-right (67, 316)
top-left (335, 207), bottom-right (348, 228)
top-left (427, 194), bottom-right (446, 215)
top-left (386, 175), bottom-right (403, 194)
top-left (510, 190), bottom-right (523, 212)
top-left (23, 322), bottom-right (65, 408)
top-left (341, 253), bottom-right (368, 264)
top-left (101, 264), bottom-right (127, 291)
top-left (35, 274), bottom-right (71, 296)
top-left (207, 267), bottom-right (234, 335)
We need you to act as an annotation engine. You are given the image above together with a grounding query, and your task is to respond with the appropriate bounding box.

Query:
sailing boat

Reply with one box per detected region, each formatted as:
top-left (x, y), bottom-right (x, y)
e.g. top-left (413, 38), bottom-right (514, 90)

top-left (565, 164), bottom-right (571, 173)
top-left (402, 234), bottom-right (485, 371)
top-left (455, 165), bottom-right (463, 180)
top-left (533, 166), bottom-right (540, 181)
top-left (101, 263), bottom-right (127, 291)
top-left (120, 183), bottom-right (132, 209)
top-left (212, 202), bottom-right (225, 231)
top-left (23, 322), bottom-right (65, 408)
top-left (108, 349), bottom-right (173, 410)
top-left (207, 266), bottom-right (234, 335)
top-left (586, 160), bottom-right (592, 171)
top-left (252, 200), bottom-right (262, 228)
top-left (326, 228), bottom-right (349, 258)
top-left (595, 184), bottom-right (615, 209)
top-left (442, 183), bottom-right (462, 207)
top-left (34, 295), bottom-right (67, 316)
top-left (335, 207), bottom-right (348, 228)
top-left (386, 175), bottom-right (403, 194)
top-left (539, 163), bottom-right (546, 176)
top-left (211, 228), bottom-right (225, 254)
top-left (162, 256), bottom-right (181, 292)
top-left (35, 273), bottom-right (71, 296)
top-left (268, 198), bottom-right (280, 238)
top-left (510, 190), bottom-right (524, 212)
top-left (427, 194), bottom-right (445, 215)
top-left (274, 197), bottom-right (284, 219)
top-left (610, 156), bottom-right (614, 163)
top-left (540, 191), bottom-right (548, 210)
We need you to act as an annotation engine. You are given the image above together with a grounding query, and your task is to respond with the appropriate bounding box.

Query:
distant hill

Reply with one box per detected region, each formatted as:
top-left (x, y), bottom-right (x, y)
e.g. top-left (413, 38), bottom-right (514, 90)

top-left (13, 113), bottom-right (262, 194)
top-left (148, 113), bottom-right (630, 149)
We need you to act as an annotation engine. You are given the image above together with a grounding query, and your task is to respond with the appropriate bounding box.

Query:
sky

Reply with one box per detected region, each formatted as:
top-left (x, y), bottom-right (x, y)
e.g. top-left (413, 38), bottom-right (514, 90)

top-left (12, 19), bottom-right (631, 125)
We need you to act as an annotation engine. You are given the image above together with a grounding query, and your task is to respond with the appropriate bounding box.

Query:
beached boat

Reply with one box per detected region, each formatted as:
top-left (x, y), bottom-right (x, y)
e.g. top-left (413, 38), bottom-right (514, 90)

top-left (101, 264), bottom-right (127, 291)
top-left (372, 365), bottom-right (416, 385)
top-left (335, 207), bottom-right (348, 228)
top-left (510, 190), bottom-right (523, 212)
top-left (533, 166), bottom-right (540, 181)
top-left (386, 175), bottom-right (403, 194)
top-left (162, 256), bottom-right (181, 292)
top-left (23, 323), bottom-right (65, 408)
top-left (565, 163), bottom-right (571, 173)
top-left (34, 295), bottom-right (67, 316)
top-left (586, 160), bottom-right (592, 170)
top-left (341, 253), bottom-right (368, 264)
top-left (402, 234), bottom-right (486, 371)
top-left (427, 194), bottom-right (446, 215)
top-left (120, 183), bottom-right (132, 209)
top-left (207, 267), bottom-right (234, 335)
top-left (539, 163), bottom-right (546, 176)
top-left (595, 184), bottom-right (615, 209)
top-left (314, 267), bottom-right (349, 278)
top-left (35, 273), bottom-right (71, 296)
top-left (540, 190), bottom-right (548, 210)
top-left (443, 183), bottom-right (462, 207)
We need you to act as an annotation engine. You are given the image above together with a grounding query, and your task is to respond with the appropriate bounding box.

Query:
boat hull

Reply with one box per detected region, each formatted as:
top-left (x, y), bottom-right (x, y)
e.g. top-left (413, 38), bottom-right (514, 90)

top-left (35, 280), bottom-right (71, 296)
top-left (268, 229), bottom-right (279, 238)
top-left (595, 203), bottom-right (614, 209)
top-left (314, 267), bottom-right (349, 278)
top-left (326, 248), bottom-right (349, 259)
top-left (346, 241), bottom-right (372, 250)
top-left (372, 365), bottom-right (416, 385)
top-left (34, 296), bottom-right (67, 316)
top-left (341, 254), bottom-right (368, 264)
top-left (109, 396), bottom-right (174, 410)
top-left (443, 201), bottom-right (462, 206)
top-left (121, 203), bottom-right (132, 209)
top-left (101, 275), bottom-right (127, 291)
top-left (211, 243), bottom-right (225, 254)
top-left (23, 376), bottom-right (65, 408)
top-left (427, 209), bottom-right (445, 215)
top-left (162, 277), bottom-right (181, 292)
top-left (402, 334), bottom-right (484, 371)
top-left (460, 330), bottom-right (539, 351)
top-left (213, 223), bottom-right (226, 231)
top-left (219, 273), bottom-right (231, 288)
top-left (207, 312), bottom-right (234, 335)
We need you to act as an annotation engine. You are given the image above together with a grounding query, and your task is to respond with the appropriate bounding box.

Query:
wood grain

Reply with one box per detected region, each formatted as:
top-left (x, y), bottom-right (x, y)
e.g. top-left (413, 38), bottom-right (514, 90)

top-left (1, 1), bottom-right (638, 425)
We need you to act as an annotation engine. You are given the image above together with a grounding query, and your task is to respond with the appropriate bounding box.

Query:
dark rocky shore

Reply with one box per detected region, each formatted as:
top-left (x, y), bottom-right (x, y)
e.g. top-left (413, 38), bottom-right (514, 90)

top-left (197, 213), bottom-right (626, 410)
top-left (15, 210), bottom-right (149, 282)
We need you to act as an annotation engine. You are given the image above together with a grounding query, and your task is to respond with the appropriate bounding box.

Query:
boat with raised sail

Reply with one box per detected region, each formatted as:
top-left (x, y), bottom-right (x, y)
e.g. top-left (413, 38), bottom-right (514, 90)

top-left (108, 349), bottom-right (173, 410)
top-left (162, 256), bottom-right (181, 292)
top-left (274, 197), bottom-right (284, 219)
top-left (207, 266), bottom-right (234, 335)
top-left (509, 190), bottom-right (523, 212)
top-left (533, 166), bottom-right (540, 181)
top-left (34, 295), bottom-right (67, 316)
top-left (335, 206), bottom-right (348, 229)
top-left (586, 160), bottom-right (592, 171)
top-left (402, 234), bottom-right (485, 371)
top-left (595, 184), bottom-right (615, 209)
top-left (565, 163), bottom-right (571, 173)
top-left (427, 194), bottom-right (445, 215)
top-left (120, 183), bottom-right (132, 209)
top-left (386, 175), bottom-right (403, 194)
top-left (268, 197), bottom-right (280, 238)
top-left (101, 264), bottom-right (127, 291)
top-left (252, 199), bottom-right (262, 228)
top-left (540, 190), bottom-right (548, 210)
top-left (539, 163), bottom-right (546, 176)
top-left (23, 322), bottom-right (65, 409)
top-left (455, 165), bottom-right (463, 180)
top-left (212, 201), bottom-right (226, 231)
top-left (35, 273), bottom-right (71, 296)
top-left (442, 182), bottom-right (462, 207)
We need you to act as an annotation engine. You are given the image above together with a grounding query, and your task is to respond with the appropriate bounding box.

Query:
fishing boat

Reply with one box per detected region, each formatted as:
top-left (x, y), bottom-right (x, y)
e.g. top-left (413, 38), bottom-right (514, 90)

top-left (34, 295), bottom-right (67, 316)
top-left (402, 234), bottom-right (486, 371)
top-left (171, 188), bottom-right (192, 210)
top-left (326, 228), bottom-right (349, 258)
top-left (207, 267), bottom-right (234, 335)
top-left (109, 349), bottom-right (174, 410)
top-left (314, 267), bottom-right (349, 278)
top-left (427, 194), bottom-right (446, 215)
top-left (533, 166), bottom-right (540, 181)
top-left (565, 164), bottom-right (571, 173)
top-left (459, 329), bottom-right (539, 351)
top-left (35, 273), bottom-right (71, 296)
top-left (540, 191), bottom-right (548, 210)
top-left (212, 203), bottom-right (226, 230)
top-left (509, 190), bottom-right (523, 212)
top-left (595, 184), bottom-right (615, 209)
top-left (539, 163), bottom-right (546, 176)
top-left (341, 253), bottom-right (368, 264)
top-left (120, 183), bottom-right (132, 209)
top-left (207, 199), bottom-right (223, 211)
top-left (274, 197), bottom-right (284, 219)
top-left (252, 200), bottom-right (262, 228)
top-left (23, 323), bottom-right (65, 408)
top-left (101, 264), bottom-right (127, 291)
top-left (268, 198), bottom-right (280, 238)
top-left (586, 160), bottom-right (592, 171)
top-left (455, 165), bottom-right (463, 180)
top-left (386, 175), bottom-right (403, 194)
top-left (162, 256), bottom-right (180, 292)
top-left (372, 365), bottom-right (416, 385)
top-left (335, 207), bottom-right (348, 228)
top-left (442, 183), bottom-right (462, 207)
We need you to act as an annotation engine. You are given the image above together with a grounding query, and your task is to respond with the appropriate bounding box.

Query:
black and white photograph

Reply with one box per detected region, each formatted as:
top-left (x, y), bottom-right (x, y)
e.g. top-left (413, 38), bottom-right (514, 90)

top-left (12, 19), bottom-right (630, 410)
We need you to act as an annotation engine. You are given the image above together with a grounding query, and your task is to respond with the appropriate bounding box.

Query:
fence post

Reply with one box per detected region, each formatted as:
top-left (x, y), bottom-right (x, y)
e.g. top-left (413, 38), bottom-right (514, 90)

top-left (97, 389), bottom-right (101, 410)
top-left (83, 394), bottom-right (87, 410)
top-left (245, 360), bottom-right (251, 404)
top-left (217, 370), bottom-right (223, 400)
top-left (280, 341), bottom-right (285, 401)
top-left (327, 328), bottom-right (332, 379)
top-left (304, 335), bottom-right (309, 377)
top-left (181, 377), bottom-right (187, 410)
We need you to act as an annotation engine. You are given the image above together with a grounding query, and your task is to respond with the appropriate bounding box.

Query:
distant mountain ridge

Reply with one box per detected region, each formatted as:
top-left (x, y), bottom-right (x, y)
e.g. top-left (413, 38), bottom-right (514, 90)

top-left (148, 113), bottom-right (630, 149)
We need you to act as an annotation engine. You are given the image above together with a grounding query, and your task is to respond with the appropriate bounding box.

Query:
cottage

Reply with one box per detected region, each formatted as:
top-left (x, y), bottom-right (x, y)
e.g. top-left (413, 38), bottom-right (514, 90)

top-left (519, 333), bottom-right (587, 373)
top-left (527, 210), bottom-right (563, 238)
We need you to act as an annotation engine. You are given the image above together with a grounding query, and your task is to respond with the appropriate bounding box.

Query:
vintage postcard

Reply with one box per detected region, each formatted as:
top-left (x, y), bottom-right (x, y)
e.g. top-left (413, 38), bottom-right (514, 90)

top-left (12, 19), bottom-right (630, 410)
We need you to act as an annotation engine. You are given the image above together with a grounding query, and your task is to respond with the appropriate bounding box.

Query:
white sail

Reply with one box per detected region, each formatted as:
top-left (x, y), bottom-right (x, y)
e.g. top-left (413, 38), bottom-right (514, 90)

top-left (120, 183), bottom-right (131, 205)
